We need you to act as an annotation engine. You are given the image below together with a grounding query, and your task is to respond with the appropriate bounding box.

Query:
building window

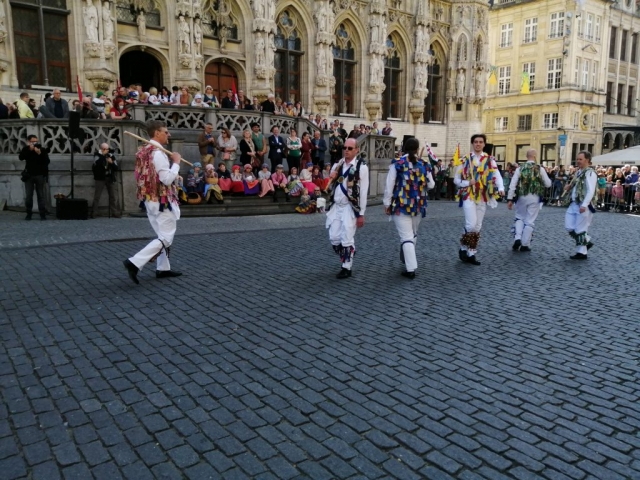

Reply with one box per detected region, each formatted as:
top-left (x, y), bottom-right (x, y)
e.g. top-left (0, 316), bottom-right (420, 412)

top-left (495, 116), bottom-right (509, 132)
top-left (582, 60), bottom-right (590, 89)
top-left (424, 58), bottom-right (444, 123)
top-left (275, 12), bottom-right (303, 104)
top-left (610, 26), bottom-right (617, 59)
top-left (573, 112), bottom-right (579, 128)
top-left (516, 144), bottom-right (530, 162)
top-left (500, 23), bottom-right (513, 48)
top-left (595, 16), bottom-right (601, 42)
top-left (590, 114), bottom-right (596, 128)
top-left (522, 62), bottom-right (535, 91)
top-left (574, 57), bottom-right (580, 85)
top-left (523, 18), bottom-right (537, 43)
top-left (456, 36), bottom-right (468, 62)
top-left (621, 30), bottom-right (629, 61)
top-left (517, 114), bottom-right (532, 131)
top-left (11, 0), bottom-right (71, 89)
top-left (382, 36), bottom-right (402, 120)
top-left (541, 144), bottom-right (556, 166)
top-left (585, 14), bottom-right (594, 40)
top-left (592, 61), bottom-right (598, 90)
top-left (543, 113), bottom-right (558, 129)
top-left (606, 81), bottom-right (613, 113)
top-left (632, 33), bottom-right (638, 64)
top-left (549, 12), bottom-right (564, 39)
top-left (617, 84), bottom-right (624, 114)
top-left (628, 86), bottom-right (634, 116)
top-left (116, 0), bottom-right (161, 28)
top-left (333, 24), bottom-right (356, 115)
top-left (494, 145), bottom-right (506, 166)
top-left (498, 66), bottom-right (511, 95)
top-left (547, 58), bottom-right (562, 89)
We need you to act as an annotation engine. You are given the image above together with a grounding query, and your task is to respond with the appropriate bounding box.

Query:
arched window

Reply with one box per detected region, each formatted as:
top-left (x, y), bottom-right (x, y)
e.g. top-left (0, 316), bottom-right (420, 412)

top-left (116, 0), bottom-right (161, 27)
top-left (333, 24), bottom-right (357, 115)
top-left (202, 1), bottom-right (239, 42)
top-left (274, 11), bottom-right (303, 104)
top-left (383, 36), bottom-right (402, 119)
top-left (424, 45), bottom-right (445, 123)
top-left (475, 36), bottom-right (483, 62)
top-left (456, 35), bottom-right (468, 63)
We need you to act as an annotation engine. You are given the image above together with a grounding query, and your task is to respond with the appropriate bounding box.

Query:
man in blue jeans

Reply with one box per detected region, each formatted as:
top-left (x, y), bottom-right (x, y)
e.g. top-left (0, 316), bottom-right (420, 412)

top-left (19, 134), bottom-right (50, 221)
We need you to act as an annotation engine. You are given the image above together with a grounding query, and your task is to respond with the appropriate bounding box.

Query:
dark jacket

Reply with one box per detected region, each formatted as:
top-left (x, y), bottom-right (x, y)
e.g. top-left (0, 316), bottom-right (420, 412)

top-left (0, 103), bottom-right (8, 120)
top-left (197, 131), bottom-right (216, 156)
top-left (45, 97), bottom-right (70, 119)
top-left (268, 134), bottom-right (286, 162)
top-left (92, 152), bottom-right (119, 182)
top-left (216, 168), bottom-right (231, 179)
top-left (311, 138), bottom-right (327, 160)
top-left (261, 100), bottom-right (276, 113)
top-left (19, 145), bottom-right (50, 177)
top-left (221, 97), bottom-right (236, 109)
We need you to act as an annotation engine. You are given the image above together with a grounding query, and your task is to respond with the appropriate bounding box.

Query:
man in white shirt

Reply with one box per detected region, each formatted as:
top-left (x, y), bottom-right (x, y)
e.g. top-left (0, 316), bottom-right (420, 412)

top-left (326, 138), bottom-right (369, 278)
top-left (124, 121), bottom-right (183, 283)
top-left (507, 149), bottom-right (552, 252)
top-left (564, 150), bottom-right (597, 260)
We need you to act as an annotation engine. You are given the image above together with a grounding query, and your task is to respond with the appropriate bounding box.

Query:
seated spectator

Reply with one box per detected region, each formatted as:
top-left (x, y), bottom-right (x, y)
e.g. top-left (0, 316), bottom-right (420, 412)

top-left (271, 164), bottom-right (289, 202)
top-left (312, 165), bottom-right (329, 191)
top-left (147, 87), bottom-right (161, 105)
top-left (176, 175), bottom-right (188, 204)
top-left (186, 162), bottom-right (204, 194)
top-left (299, 162), bottom-right (317, 193)
top-left (230, 165), bottom-right (245, 193)
top-left (295, 188), bottom-right (316, 214)
top-left (217, 127), bottom-right (238, 170)
top-left (191, 93), bottom-right (209, 107)
top-left (203, 164), bottom-right (224, 204)
top-left (242, 164), bottom-right (260, 195)
top-left (203, 85), bottom-right (219, 107)
top-left (258, 164), bottom-right (275, 198)
top-left (287, 166), bottom-right (304, 197)
top-left (381, 121), bottom-right (392, 135)
top-left (43, 89), bottom-right (69, 119)
top-left (274, 97), bottom-right (285, 115)
top-left (216, 162), bottom-right (232, 192)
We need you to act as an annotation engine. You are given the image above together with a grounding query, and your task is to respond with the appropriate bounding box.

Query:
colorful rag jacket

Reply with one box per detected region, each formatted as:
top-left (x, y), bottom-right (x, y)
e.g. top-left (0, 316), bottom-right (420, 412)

top-left (134, 144), bottom-right (178, 210)
top-left (516, 163), bottom-right (546, 198)
top-left (390, 154), bottom-right (430, 218)
top-left (327, 158), bottom-right (365, 216)
top-left (456, 153), bottom-right (499, 204)
top-left (563, 167), bottom-right (597, 208)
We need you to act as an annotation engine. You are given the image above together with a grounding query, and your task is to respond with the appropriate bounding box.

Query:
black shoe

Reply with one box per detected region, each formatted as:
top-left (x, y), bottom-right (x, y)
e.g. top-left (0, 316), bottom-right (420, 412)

top-left (336, 268), bottom-right (352, 279)
top-left (466, 255), bottom-right (481, 265)
top-left (123, 260), bottom-right (140, 284)
top-left (40, 215), bottom-right (46, 221)
top-left (25, 213), bottom-right (32, 221)
top-left (519, 246), bottom-right (531, 252)
top-left (586, 241), bottom-right (594, 250)
top-left (512, 239), bottom-right (521, 251)
top-left (156, 270), bottom-right (183, 278)
top-left (401, 271), bottom-right (416, 279)
top-left (570, 253), bottom-right (588, 260)
top-left (458, 249), bottom-right (466, 261)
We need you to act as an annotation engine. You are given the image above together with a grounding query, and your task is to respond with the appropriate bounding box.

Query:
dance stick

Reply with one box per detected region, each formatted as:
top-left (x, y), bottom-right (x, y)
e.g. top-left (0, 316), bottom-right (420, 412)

top-left (124, 131), bottom-right (194, 167)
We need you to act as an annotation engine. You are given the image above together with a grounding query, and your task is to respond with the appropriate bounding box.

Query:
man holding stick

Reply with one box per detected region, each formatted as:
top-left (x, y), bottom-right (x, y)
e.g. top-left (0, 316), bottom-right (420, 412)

top-left (123, 121), bottom-right (184, 284)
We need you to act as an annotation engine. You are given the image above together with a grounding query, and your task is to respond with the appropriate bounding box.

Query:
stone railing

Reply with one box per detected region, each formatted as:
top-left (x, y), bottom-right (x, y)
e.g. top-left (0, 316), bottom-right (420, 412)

top-left (0, 115), bottom-right (396, 213)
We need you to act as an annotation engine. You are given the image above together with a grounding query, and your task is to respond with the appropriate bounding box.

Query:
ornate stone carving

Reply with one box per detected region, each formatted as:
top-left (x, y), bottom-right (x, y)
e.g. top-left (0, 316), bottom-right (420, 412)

top-left (136, 11), bottom-right (146, 37)
top-left (102, 1), bottom-right (114, 44)
top-left (176, 0), bottom-right (191, 17)
top-left (456, 68), bottom-right (466, 100)
top-left (0, 1), bottom-right (6, 43)
top-left (84, 0), bottom-right (100, 43)
top-left (86, 71), bottom-right (116, 91)
top-left (178, 15), bottom-right (191, 55)
top-left (193, 17), bottom-right (203, 55)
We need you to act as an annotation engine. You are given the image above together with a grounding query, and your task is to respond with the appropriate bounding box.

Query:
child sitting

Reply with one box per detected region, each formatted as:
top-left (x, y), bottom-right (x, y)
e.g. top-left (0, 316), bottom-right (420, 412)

top-left (258, 163), bottom-right (275, 198)
top-left (186, 162), bottom-right (204, 193)
top-left (271, 164), bottom-right (289, 203)
top-left (295, 188), bottom-right (316, 214)
top-left (314, 186), bottom-right (326, 213)
top-left (230, 165), bottom-right (245, 193)
top-left (203, 164), bottom-right (224, 203)
top-left (287, 166), bottom-right (304, 197)
top-left (242, 164), bottom-right (260, 195)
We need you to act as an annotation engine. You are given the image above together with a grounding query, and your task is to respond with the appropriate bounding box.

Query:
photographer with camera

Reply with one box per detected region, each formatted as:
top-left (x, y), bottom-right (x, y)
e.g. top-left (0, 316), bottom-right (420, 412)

top-left (19, 135), bottom-right (50, 221)
top-left (91, 143), bottom-right (121, 218)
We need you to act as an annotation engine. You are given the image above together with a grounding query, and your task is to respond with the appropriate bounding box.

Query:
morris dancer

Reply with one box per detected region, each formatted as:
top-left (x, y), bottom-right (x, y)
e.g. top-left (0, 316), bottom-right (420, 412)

top-left (454, 134), bottom-right (505, 265)
top-left (506, 148), bottom-right (551, 252)
top-left (123, 121), bottom-right (183, 284)
top-left (383, 138), bottom-right (434, 279)
top-left (326, 138), bottom-right (369, 279)
top-left (563, 150), bottom-right (596, 260)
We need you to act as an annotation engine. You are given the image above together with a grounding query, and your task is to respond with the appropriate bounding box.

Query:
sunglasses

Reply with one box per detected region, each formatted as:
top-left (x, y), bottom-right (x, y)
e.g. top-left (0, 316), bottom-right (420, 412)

top-left (343, 146), bottom-right (356, 151)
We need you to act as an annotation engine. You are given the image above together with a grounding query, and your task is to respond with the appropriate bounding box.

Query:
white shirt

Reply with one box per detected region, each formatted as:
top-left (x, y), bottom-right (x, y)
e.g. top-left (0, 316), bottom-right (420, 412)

top-left (147, 140), bottom-right (181, 219)
top-left (571, 168), bottom-right (597, 208)
top-left (169, 93), bottom-right (181, 106)
top-left (383, 159), bottom-right (435, 207)
top-left (454, 152), bottom-right (505, 192)
top-left (507, 161), bottom-right (552, 200)
top-left (330, 157), bottom-right (369, 215)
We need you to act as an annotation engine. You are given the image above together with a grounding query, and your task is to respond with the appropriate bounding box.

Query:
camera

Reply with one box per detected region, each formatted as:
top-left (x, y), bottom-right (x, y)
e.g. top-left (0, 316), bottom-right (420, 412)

top-left (33, 143), bottom-right (42, 149)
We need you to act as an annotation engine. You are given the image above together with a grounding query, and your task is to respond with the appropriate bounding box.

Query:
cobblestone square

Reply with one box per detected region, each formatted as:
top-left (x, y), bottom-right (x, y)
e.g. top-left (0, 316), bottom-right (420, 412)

top-left (0, 202), bottom-right (639, 479)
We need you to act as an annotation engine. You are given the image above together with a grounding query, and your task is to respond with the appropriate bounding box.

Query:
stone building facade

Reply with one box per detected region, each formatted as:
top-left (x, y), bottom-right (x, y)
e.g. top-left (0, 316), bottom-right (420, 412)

top-left (0, 0), bottom-right (492, 158)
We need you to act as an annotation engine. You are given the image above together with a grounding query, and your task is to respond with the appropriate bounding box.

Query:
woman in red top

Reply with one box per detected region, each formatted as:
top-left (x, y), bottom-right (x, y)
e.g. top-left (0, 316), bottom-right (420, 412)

top-left (300, 131), bottom-right (315, 166)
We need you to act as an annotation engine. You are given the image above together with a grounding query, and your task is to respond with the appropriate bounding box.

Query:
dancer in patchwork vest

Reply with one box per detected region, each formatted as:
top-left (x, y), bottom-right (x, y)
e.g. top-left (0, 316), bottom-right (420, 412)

top-left (326, 138), bottom-right (369, 279)
top-left (123, 121), bottom-right (184, 284)
top-left (383, 138), bottom-right (435, 279)
top-left (563, 150), bottom-right (597, 260)
top-left (507, 149), bottom-right (551, 252)
top-left (454, 134), bottom-right (505, 265)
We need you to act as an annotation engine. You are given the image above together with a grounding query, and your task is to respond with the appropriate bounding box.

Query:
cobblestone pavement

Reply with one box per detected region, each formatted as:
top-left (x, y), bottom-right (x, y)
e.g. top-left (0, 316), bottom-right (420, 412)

top-left (1, 202), bottom-right (639, 479)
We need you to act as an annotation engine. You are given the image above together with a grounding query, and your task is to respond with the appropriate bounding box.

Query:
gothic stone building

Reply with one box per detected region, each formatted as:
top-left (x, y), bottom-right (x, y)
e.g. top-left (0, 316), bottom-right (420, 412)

top-left (0, 0), bottom-right (492, 158)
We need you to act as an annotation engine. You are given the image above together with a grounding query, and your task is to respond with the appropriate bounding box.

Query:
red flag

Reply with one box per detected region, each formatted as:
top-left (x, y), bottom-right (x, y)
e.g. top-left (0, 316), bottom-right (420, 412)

top-left (76, 75), bottom-right (83, 101)
top-left (231, 78), bottom-right (238, 106)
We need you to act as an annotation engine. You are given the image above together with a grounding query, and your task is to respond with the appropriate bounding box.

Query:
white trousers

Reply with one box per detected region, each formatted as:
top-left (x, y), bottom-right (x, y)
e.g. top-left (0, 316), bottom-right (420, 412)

top-left (129, 206), bottom-right (177, 271)
top-left (326, 203), bottom-right (357, 269)
top-left (513, 194), bottom-right (542, 246)
top-left (393, 214), bottom-right (421, 273)
top-left (565, 202), bottom-right (593, 254)
top-left (460, 199), bottom-right (487, 255)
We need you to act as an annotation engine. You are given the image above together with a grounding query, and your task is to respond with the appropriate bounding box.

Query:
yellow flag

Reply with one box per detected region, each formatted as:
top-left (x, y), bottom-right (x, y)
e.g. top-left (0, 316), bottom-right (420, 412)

top-left (520, 72), bottom-right (530, 94)
top-left (453, 143), bottom-right (461, 166)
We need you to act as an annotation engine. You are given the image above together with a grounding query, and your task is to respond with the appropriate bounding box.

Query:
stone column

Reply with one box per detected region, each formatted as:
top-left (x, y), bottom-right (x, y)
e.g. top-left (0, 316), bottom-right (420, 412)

top-left (312, 0), bottom-right (336, 117)
top-left (251, 0), bottom-right (277, 99)
top-left (364, 0), bottom-right (387, 121)
top-left (174, 0), bottom-right (202, 93)
top-left (409, 1), bottom-right (432, 124)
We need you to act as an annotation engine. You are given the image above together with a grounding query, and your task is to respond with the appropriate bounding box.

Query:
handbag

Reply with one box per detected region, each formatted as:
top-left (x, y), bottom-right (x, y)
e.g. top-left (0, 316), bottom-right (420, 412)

top-left (20, 169), bottom-right (30, 182)
top-left (223, 152), bottom-right (230, 161)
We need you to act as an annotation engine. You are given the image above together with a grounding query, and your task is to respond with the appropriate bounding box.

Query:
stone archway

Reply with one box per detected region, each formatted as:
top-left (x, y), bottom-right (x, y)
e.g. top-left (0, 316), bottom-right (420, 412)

top-left (624, 133), bottom-right (634, 148)
top-left (614, 133), bottom-right (623, 150)
top-left (119, 50), bottom-right (163, 91)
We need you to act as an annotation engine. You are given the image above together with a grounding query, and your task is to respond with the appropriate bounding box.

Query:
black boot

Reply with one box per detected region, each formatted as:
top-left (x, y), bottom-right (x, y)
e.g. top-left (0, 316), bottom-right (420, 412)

top-left (466, 255), bottom-right (481, 265)
top-left (336, 268), bottom-right (352, 279)
top-left (512, 239), bottom-right (521, 251)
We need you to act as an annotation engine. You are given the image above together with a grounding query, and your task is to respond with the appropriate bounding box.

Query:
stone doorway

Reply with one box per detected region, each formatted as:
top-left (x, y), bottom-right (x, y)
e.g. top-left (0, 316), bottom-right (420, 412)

top-left (119, 50), bottom-right (163, 91)
top-left (204, 61), bottom-right (238, 102)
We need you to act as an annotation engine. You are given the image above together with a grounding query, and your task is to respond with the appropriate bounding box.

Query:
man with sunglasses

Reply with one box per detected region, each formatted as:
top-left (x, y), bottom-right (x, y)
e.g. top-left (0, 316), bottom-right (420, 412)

top-left (326, 138), bottom-right (369, 279)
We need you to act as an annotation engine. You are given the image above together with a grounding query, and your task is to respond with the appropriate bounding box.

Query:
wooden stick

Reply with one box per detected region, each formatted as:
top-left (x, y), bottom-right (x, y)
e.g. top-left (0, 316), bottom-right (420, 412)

top-left (124, 131), bottom-right (194, 166)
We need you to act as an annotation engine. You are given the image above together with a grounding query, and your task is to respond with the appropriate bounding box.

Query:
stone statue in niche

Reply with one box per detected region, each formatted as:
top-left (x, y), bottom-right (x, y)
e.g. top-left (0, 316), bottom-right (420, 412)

top-left (137, 11), bottom-right (146, 37)
top-left (456, 68), bottom-right (466, 98)
top-left (474, 70), bottom-right (482, 97)
top-left (252, 0), bottom-right (265, 19)
top-left (414, 65), bottom-right (427, 91)
top-left (380, 14), bottom-right (387, 44)
top-left (83, 0), bottom-right (99, 43)
top-left (255, 34), bottom-right (265, 66)
top-left (102, 1), bottom-right (114, 43)
top-left (370, 17), bottom-right (379, 45)
top-left (266, 33), bottom-right (275, 72)
top-left (316, 46), bottom-right (327, 76)
top-left (178, 15), bottom-right (191, 54)
top-left (194, 17), bottom-right (203, 55)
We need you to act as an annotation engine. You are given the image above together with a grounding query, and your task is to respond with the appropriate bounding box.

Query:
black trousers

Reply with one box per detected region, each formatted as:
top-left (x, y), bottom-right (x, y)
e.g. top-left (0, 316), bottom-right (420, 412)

top-left (313, 155), bottom-right (325, 171)
top-left (25, 175), bottom-right (46, 216)
top-left (287, 155), bottom-right (300, 174)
